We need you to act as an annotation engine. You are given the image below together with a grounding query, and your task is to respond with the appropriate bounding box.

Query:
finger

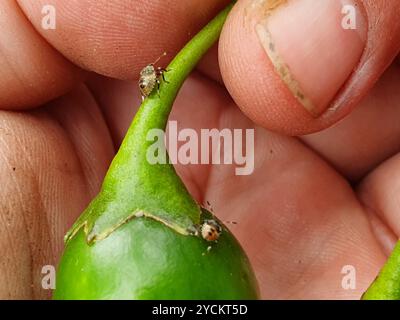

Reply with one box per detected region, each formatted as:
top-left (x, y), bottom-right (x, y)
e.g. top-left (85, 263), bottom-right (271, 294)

top-left (0, 85), bottom-right (114, 298)
top-left (17, 0), bottom-right (230, 79)
top-left (302, 64), bottom-right (400, 182)
top-left (197, 43), bottom-right (224, 84)
top-left (358, 153), bottom-right (400, 247)
top-left (205, 122), bottom-right (386, 298)
top-left (44, 85), bottom-right (115, 194)
top-left (0, 0), bottom-right (82, 109)
top-left (219, 0), bottom-right (400, 135)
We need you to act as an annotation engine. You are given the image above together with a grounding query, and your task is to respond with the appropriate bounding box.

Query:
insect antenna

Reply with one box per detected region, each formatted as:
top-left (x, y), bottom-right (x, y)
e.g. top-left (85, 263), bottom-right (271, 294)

top-left (151, 52), bottom-right (167, 65)
top-left (203, 201), bottom-right (238, 226)
top-left (224, 220), bottom-right (238, 225)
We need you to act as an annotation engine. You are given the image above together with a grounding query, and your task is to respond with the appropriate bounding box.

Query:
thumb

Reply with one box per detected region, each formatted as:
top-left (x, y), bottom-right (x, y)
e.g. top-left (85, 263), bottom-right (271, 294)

top-left (219, 0), bottom-right (400, 135)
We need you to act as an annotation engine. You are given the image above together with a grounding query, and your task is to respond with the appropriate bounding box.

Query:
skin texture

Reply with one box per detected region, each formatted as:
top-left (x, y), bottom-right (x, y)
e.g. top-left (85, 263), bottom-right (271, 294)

top-left (219, 0), bottom-right (400, 134)
top-left (1, 0), bottom-right (400, 299)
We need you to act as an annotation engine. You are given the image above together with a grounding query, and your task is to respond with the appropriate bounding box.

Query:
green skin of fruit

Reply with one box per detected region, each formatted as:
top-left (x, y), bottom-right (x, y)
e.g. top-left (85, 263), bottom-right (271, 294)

top-left (53, 3), bottom-right (259, 300)
top-left (54, 210), bottom-right (258, 299)
top-left (362, 240), bottom-right (400, 299)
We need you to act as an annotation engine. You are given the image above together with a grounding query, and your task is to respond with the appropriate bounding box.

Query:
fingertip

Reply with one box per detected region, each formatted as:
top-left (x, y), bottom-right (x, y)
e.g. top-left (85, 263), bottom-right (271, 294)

top-left (219, 0), bottom-right (315, 135)
top-left (17, 0), bottom-right (231, 80)
top-left (219, 0), bottom-right (400, 136)
top-left (0, 0), bottom-right (83, 110)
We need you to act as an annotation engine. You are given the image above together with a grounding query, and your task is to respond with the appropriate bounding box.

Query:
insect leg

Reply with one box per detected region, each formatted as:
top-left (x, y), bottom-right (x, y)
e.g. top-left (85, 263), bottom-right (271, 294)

top-left (162, 73), bottom-right (169, 83)
top-left (156, 79), bottom-right (161, 97)
top-left (157, 67), bottom-right (170, 83)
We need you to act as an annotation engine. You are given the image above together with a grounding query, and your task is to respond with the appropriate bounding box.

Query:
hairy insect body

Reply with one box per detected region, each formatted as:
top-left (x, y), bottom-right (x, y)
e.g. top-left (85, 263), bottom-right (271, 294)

top-left (201, 219), bottom-right (222, 242)
top-left (138, 52), bottom-right (168, 101)
top-left (139, 65), bottom-right (157, 98)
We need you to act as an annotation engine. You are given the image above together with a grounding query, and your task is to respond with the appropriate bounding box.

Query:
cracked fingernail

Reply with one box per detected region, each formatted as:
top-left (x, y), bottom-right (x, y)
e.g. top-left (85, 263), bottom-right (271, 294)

top-left (255, 0), bottom-right (367, 117)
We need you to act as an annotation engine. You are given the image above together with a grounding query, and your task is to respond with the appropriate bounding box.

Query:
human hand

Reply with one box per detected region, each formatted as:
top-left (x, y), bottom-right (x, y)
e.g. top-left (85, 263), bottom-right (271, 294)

top-left (1, 0), bottom-right (399, 299)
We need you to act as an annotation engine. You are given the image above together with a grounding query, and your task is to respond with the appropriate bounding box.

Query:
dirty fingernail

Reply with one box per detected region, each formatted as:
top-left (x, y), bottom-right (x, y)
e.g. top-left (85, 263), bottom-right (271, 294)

top-left (255, 0), bottom-right (367, 117)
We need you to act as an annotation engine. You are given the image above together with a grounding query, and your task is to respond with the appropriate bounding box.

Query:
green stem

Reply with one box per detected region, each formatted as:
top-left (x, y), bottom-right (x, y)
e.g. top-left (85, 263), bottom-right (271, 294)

top-left (65, 3), bottom-right (234, 244)
top-left (363, 241), bottom-right (400, 299)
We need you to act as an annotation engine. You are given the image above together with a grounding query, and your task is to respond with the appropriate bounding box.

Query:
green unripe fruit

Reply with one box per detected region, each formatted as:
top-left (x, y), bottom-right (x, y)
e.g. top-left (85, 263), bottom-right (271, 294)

top-left (53, 2), bottom-right (259, 300)
top-left (54, 210), bottom-right (258, 299)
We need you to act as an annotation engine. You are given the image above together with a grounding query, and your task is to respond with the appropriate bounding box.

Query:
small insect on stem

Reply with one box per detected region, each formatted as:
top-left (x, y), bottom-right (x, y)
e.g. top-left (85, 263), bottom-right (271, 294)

top-left (139, 52), bottom-right (169, 101)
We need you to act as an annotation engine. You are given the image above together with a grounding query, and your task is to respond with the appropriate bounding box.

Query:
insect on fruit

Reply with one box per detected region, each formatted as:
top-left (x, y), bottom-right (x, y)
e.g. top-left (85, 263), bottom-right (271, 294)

top-left (201, 219), bottom-right (222, 242)
top-left (139, 52), bottom-right (169, 101)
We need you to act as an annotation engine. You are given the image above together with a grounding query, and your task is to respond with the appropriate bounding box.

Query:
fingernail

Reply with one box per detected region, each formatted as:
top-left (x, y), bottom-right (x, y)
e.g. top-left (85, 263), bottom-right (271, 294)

top-left (255, 0), bottom-right (367, 117)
